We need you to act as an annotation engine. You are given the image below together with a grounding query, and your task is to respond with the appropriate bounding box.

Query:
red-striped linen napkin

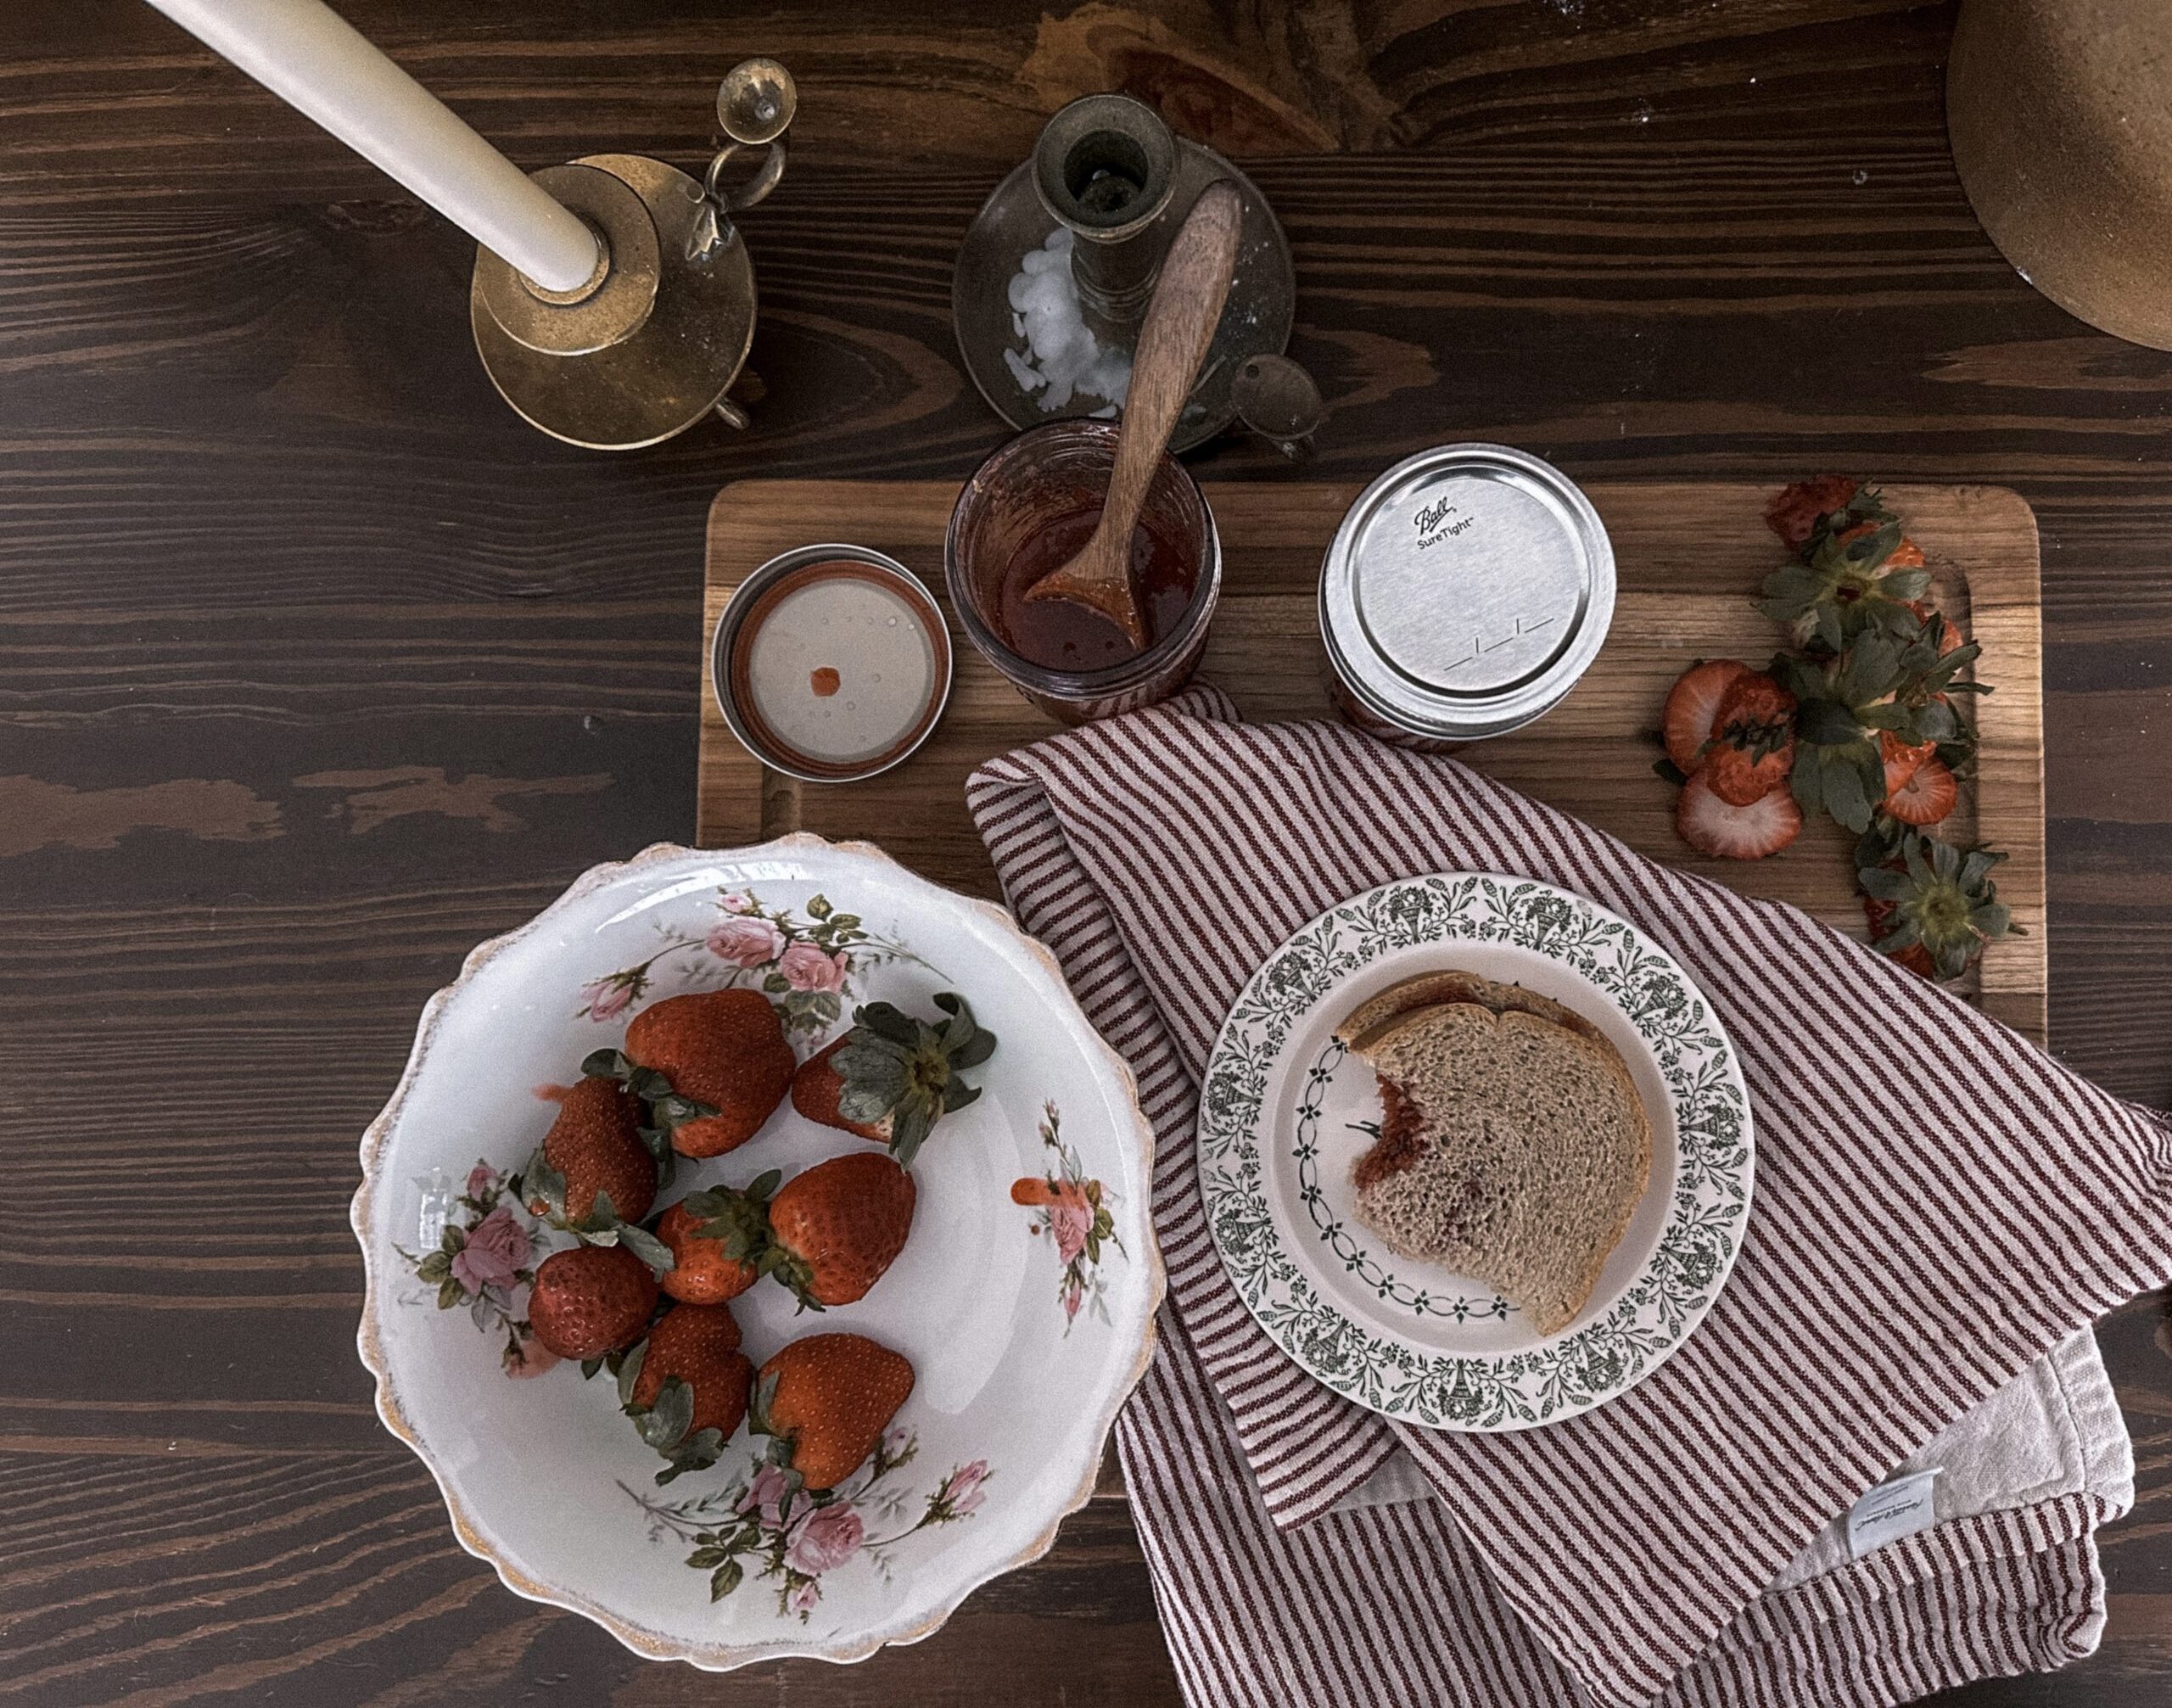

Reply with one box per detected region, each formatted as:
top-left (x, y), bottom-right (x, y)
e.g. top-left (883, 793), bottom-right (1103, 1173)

top-left (967, 686), bottom-right (2170, 1707)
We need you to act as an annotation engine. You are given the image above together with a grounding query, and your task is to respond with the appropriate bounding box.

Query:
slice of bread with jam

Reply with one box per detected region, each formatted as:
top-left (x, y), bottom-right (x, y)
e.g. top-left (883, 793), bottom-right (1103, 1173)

top-left (1336, 971), bottom-right (1652, 1336)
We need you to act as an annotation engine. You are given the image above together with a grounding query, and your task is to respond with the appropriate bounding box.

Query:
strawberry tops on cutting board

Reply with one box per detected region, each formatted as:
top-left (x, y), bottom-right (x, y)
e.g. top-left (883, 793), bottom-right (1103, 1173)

top-left (1655, 479), bottom-right (2017, 983)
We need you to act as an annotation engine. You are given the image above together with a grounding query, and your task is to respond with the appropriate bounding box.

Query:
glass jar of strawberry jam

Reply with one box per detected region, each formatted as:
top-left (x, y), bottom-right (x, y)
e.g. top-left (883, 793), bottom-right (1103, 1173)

top-left (945, 421), bottom-right (1220, 724)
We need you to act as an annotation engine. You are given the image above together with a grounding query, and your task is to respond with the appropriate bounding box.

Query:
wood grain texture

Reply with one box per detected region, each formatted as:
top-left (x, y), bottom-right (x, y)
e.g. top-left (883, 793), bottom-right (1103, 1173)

top-left (701, 478), bottom-right (2048, 1033)
top-left (3, 1), bottom-right (2171, 1703)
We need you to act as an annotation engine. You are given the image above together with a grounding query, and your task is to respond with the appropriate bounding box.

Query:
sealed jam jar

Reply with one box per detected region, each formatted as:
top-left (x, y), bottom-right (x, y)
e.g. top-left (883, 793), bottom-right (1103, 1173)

top-left (1319, 444), bottom-right (1615, 749)
top-left (946, 420), bottom-right (1221, 725)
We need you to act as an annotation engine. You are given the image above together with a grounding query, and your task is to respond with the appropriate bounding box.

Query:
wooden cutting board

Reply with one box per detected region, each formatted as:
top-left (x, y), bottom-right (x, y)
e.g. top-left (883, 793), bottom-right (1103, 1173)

top-left (698, 480), bottom-right (2046, 1043)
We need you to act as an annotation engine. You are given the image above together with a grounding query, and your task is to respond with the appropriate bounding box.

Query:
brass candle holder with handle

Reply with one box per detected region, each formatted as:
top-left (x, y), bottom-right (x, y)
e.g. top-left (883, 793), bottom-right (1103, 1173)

top-left (143, 0), bottom-right (793, 451)
top-left (469, 60), bottom-right (796, 447)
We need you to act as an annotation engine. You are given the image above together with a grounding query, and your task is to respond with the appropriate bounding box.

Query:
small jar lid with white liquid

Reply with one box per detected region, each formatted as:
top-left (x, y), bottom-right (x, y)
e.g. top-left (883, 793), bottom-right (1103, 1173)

top-left (712, 544), bottom-right (953, 782)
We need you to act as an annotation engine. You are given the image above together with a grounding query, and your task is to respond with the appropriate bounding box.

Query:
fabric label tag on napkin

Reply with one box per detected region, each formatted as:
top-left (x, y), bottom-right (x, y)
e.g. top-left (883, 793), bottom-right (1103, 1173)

top-left (1846, 1467), bottom-right (1942, 1559)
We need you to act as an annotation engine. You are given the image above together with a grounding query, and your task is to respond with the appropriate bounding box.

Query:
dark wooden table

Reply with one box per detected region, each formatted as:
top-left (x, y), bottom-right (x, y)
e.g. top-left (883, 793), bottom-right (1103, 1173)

top-left (4, 3), bottom-right (2169, 1703)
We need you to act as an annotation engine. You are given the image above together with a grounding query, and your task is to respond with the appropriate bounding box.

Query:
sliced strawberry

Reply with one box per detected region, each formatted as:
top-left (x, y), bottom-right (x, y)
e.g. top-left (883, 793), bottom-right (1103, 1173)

top-left (1895, 944), bottom-right (1936, 977)
top-left (1662, 659), bottom-right (1752, 775)
top-left (1828, 523), bottom-right (1928, 585)
top-left (1714, 670), bottom-right (1794, 729)
top-left (1676, 770), bottom-right (1802, 860)
top-left (1705, 750), bottom-right (1790, 806)
top-left (1703, 671), bottom-right (1797, 804)
top-left (1878, 729), bottom-right (1936, 795)
top-left (1884, 755), bottom-right (1957, 826)
top-left (1765, 477), bottom-right (1859, 551)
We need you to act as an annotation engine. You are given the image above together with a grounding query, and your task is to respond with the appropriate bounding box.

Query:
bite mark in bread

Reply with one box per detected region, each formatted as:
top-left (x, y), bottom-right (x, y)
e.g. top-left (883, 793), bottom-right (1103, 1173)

top-left (1352, 1078), bottom-right (1429, 1192)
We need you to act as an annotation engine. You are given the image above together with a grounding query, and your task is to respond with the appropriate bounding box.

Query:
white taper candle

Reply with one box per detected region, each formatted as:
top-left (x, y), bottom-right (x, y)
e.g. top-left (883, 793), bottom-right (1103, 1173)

top-left (144, 0), bottom-right (602, 293)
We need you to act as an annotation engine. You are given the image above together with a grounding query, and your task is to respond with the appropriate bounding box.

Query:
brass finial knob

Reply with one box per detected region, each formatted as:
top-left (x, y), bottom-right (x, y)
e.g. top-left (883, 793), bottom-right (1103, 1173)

top-left (717, 59), bottom-right (796, 146)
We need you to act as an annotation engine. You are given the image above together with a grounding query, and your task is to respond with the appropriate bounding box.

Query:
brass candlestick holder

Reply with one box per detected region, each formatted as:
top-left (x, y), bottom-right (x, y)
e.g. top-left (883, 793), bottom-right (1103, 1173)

top-left (471, 58), bottom-right (796, 450)
top-left (952, 93), bottom-right (1312, 455)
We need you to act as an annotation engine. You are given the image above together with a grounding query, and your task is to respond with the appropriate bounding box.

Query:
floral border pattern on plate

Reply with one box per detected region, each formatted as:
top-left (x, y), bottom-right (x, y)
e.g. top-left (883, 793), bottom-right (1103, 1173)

top-left (1197, 872), bottom-right (1754, 1431)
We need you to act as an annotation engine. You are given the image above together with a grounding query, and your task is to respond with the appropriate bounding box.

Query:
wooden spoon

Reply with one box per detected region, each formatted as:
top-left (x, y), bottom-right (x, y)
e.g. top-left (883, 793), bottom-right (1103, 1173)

top-left (1023, 179), bottom-right (1244, 648)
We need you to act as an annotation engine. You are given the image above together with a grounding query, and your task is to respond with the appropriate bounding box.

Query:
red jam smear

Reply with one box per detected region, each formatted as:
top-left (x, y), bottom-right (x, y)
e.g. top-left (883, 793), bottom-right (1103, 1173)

top-left (994, 507), bottom-right (1198, 671)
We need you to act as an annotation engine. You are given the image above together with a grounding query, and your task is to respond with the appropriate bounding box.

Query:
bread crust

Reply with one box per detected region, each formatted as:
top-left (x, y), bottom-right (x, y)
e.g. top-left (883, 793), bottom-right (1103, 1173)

top-left (1336, 969), bottom-right (1606, 1052)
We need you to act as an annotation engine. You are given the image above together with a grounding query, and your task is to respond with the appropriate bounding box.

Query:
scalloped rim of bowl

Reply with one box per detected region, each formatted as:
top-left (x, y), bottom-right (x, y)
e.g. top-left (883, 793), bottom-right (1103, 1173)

top-left (350, 836), bottom-right (1166, 1669)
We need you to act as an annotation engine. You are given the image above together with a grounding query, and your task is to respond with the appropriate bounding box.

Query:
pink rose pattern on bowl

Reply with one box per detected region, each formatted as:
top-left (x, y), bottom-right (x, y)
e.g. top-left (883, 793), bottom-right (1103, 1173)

top-left (1011, 1102), bottom-right (1124, 1332)
top-left (399, 1163), bottom-right (557, 1377)
top-left (578, 887), bottom-right (942, 1039)
top-left (776, 940), bottom-right (849, 994)
top-left (627, 1434), bottom-right (992, 1619)
top-left (451, 1206), bottom-right (530, 1293)
top-left (708, 916), bottom-right (787, 968)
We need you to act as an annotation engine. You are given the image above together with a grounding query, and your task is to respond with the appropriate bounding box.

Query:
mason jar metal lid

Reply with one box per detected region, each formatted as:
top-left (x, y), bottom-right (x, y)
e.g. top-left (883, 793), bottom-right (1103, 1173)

top-left (711, 543), bottom-right (953, 783)
top-left (1319, 444), bottom-right (1615, 742)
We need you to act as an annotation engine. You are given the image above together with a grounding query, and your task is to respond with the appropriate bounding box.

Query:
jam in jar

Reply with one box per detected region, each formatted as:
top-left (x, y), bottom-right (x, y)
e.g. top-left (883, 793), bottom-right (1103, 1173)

top-left (947, 420), bottom-right (1220, 724)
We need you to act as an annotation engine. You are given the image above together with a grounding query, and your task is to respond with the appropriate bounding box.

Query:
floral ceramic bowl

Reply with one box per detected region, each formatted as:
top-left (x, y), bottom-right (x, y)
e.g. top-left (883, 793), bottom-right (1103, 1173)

top-left (352, 838), bottom-right (1162, 1668)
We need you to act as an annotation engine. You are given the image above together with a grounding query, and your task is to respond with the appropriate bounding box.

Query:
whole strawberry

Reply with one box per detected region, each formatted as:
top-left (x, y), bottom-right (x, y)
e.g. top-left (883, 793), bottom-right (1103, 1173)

top-left (527, 1243), bottom-right (658, 1359)
top-left (656, 1196), bottom-right (762, 1304)
top-left (761, 1152), bottom-right (915, 1310)
top-left (751, 1332), bottom-right (915, 1492)
top-left (790, 1037), bottom-right (887, 1141)
top-left (612, 990), bottom-right (795, 1158)
top-left (525, 1076), bottom-right (655, 1229)
top-left (623, 1303), bottom-right (753, 1482)
top-left (806, 994), bottom-right (996, 1165)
